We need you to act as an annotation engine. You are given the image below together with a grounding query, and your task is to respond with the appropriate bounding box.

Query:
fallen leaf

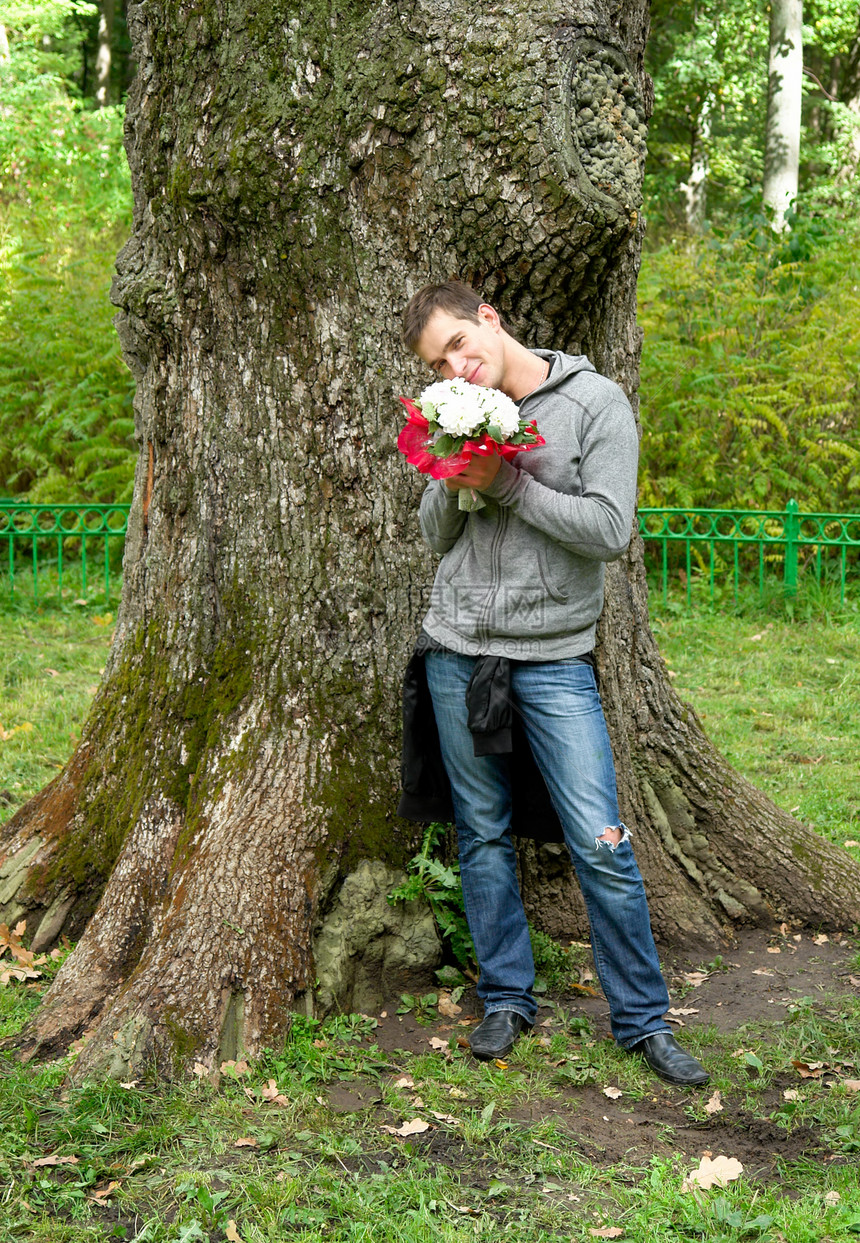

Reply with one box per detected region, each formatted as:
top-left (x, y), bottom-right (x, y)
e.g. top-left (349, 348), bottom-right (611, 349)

top-left (45, 668), bottom-right (60, 677)
top-left (813, 934), bottom-right (830, 946)
top-left (682, 971), bottom-right (708, 986)
top-left (411, 1096), bottom-right (425, 1108)
top-left (191, 1062), bottom-right (211, 1078)
top-left (428, 1036), bottom-right (450, 1052)
top-left (589, 1229), bottom-right (624, 1238)
top-left (438, 992), bottom-right (462, 1017)
top-left (32, 1154), bottom-right (80, 1167)
top-left (493, 1059), bottom-right (509, 1069)
top-left (779, 922), bottom-right (791, 935)
top-left (429, 1110), bottom-right (461, 1124)
top-left (226, 1222), bottom-right (245, 1242)
top-left (668, 1007), bottom-right (699, 1016)
top-left (825, 1191), bottom-right (841, 1205)
top-left (752, 969), bottom-right (774, 976)
top-left (220, 1059), bottom-right (250, 1077)
top-left (792, 1059), bottom-right (827, 1079)
top-left (844, 840), bottom-right (860, 848)
top-left (704, 1090), bottom-right (723, 1115)
top-left (783, 1089), bottom-right (799, 1100)
top-left (234, 1137), bottom-right (257, 1148)
top-left (766, 947), bottom-right (781, 954)
top-left (260, 1079), bottom-right (289, 1106)
top-left (90, 1181), bottom-right (121, 1202)
top-left (119, 1080), bottom-right (138, 1090)
top-left (603, 1086), bottom-right (623, 1100)
top-left (683, 1154), bottom-right (744, 1191)
top-left (843, 1080), bottom-right (860, 1093)
top-left (665, 1015), bottom-right (685, 1027)
top-left (0, 965), bottom-right (41, 984)
top-left (449, 1086), bottom-right (468, 1098)
top-left (571, 981), bottom-right (600, 997)
top-left (394, 1075), bottom-right (415, 1089)
top-left (382, 1118), bottom-right (431, 1137)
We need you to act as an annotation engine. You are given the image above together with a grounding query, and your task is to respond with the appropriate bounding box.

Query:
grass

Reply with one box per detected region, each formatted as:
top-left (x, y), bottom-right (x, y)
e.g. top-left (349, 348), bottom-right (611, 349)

top-left (1, 606), bottom-right (859, 1240)
top-left (0, 606), bottom-right (115, 825)
top-left (651, 606), bottom-right (860, 853)
top-left (1, 973), bottom-right (859, 1240)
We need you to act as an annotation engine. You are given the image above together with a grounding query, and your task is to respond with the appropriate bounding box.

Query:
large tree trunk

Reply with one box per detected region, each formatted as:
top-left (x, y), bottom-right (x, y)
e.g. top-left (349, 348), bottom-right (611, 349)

top-left (763, 0), bottom-right (803, 228)
top-left (2, 0), bottom-right (858, 1081)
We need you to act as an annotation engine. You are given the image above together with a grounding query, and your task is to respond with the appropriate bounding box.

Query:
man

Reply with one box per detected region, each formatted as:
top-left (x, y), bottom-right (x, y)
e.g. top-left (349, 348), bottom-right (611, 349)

top-left (401, 280), bottom-right (708, 1087)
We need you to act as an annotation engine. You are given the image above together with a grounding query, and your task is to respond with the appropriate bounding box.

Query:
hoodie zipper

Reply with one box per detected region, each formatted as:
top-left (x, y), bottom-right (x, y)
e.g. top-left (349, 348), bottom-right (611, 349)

top-left (475, 505), bottom-right (508, 645)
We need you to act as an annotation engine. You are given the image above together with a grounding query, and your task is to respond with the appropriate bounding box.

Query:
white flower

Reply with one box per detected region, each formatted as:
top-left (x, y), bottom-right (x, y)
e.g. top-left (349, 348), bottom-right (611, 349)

top-left (419, 379), bottom-right (485, 436)
top-left (418, 378), bottom-right (525, 441)
top-left (474, 387), bottom-right (521, 437)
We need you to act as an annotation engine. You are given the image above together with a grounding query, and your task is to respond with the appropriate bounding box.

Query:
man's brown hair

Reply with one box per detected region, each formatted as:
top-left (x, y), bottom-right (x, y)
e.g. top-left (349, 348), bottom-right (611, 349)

top-left (402, 280), bottom-right (487, 351)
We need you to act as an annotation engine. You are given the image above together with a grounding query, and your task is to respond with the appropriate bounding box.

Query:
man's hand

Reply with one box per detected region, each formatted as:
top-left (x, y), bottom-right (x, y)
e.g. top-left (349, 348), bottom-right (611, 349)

top-left (445, 455), bottom-right (502, 493)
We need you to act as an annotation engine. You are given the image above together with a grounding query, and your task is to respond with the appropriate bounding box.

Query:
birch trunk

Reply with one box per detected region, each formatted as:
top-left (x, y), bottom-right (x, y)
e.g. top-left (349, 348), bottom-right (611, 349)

top-left (94, 0), bottom-right (115, 108)
top-left (2, 0), bottom-right (858, 1081)
top-left (763, 0), bottom-right (804, 228)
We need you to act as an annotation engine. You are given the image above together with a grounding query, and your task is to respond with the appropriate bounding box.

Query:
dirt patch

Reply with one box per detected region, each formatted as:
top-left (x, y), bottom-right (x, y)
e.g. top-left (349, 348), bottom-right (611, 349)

top-left (362, 926), bottom-right (858, 1182)
top-left (371, 927), bottom-right (857, 1053)
top-left (659, 927), bottom-right (859, 1034)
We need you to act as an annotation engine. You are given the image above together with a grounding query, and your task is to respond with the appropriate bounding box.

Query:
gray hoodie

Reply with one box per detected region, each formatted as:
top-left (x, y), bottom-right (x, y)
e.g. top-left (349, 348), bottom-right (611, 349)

top-left (418, 350), bottom-right (639, 661)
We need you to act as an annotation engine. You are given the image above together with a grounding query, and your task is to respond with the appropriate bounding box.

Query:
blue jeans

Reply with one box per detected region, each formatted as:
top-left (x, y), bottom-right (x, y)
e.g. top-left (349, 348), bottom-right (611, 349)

top-left (424, 649), bottom-right (671, 1047)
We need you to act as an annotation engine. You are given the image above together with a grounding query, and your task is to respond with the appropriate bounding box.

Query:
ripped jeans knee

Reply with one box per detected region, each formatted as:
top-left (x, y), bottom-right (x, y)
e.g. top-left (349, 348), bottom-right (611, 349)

top-left (595, 822), bottom-right (631, 852)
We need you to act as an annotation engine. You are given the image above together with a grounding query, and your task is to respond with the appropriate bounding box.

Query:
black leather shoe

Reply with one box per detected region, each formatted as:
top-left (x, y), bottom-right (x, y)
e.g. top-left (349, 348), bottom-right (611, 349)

top-left (632, 1032), bottom-right (709, 1086)
top-left (469, 1010), bottom-right (533, 1060)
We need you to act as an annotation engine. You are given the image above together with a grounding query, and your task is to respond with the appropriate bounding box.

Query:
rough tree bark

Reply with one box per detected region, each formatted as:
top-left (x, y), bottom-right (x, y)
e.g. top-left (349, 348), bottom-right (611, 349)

top-left (763, 0), bottom-right (803, 228)
top-left (2, 0), bottom-right (858, 1081)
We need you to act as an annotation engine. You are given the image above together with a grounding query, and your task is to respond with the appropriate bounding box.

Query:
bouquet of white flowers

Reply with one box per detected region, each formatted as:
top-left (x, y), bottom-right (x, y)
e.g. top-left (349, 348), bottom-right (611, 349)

top-left (397, 378), bottom-right (545, 510)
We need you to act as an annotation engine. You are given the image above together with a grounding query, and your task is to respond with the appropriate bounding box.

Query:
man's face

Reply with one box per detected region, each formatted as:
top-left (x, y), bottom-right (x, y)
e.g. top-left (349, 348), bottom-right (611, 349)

top-left (413, 305), bottom-right (506, 390)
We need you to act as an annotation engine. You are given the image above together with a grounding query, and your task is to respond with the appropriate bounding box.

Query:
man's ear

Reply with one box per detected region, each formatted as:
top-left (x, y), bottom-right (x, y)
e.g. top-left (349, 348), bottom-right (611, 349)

top-left (477, 303), bottom-right (502, 331)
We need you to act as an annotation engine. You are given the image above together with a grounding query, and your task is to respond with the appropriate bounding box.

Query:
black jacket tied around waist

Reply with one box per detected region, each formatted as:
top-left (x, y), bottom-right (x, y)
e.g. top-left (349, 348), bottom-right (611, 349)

top-left (397, 635), bottom-right (567, 845)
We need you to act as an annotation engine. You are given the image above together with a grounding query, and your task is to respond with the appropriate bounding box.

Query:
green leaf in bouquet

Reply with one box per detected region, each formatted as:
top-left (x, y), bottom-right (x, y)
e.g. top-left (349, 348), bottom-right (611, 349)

top-left (486, 423), bottom-right (503, 442)
top-left (431, 433), bottom-right (459, 456)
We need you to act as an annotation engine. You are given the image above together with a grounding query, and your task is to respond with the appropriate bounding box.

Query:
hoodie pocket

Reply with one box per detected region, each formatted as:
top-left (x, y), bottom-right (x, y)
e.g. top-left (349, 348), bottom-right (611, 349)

top-left (439, 534), bottom-right (471, 583)
top-left (538, 545), bottom-right (570, 603)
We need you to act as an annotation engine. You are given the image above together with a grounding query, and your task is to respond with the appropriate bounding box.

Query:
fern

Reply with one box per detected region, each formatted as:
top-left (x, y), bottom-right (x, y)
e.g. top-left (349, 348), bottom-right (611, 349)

top-left (639, 208), bottom-right (860, 514)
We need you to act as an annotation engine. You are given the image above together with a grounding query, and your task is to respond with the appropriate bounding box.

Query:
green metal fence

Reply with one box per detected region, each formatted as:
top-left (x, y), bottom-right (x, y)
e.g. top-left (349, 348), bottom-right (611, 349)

top-left (639, 500), bottom-right (860, 607)
top-left (2, 499), bottom-right (858, 611)
top-left (0, 502), bottom-right (131, 603)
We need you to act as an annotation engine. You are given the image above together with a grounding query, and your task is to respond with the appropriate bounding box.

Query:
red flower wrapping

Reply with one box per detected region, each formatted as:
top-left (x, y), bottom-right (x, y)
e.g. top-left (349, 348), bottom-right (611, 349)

top-left (397, 397), bottom-right (545, 480)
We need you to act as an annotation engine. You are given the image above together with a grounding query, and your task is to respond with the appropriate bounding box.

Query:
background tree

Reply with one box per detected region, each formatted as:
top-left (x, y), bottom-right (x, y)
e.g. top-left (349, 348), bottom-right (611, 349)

top-left (94, 0), bottom-right (114, 107)
top-left (645, 0), bottom-right (857, 231)
top-left (0, 0), bottom-right (135, 503)
top-left (763, 0), bottom-right (804, 228)
top-left (1, 0), bottom-right (859, 1082)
